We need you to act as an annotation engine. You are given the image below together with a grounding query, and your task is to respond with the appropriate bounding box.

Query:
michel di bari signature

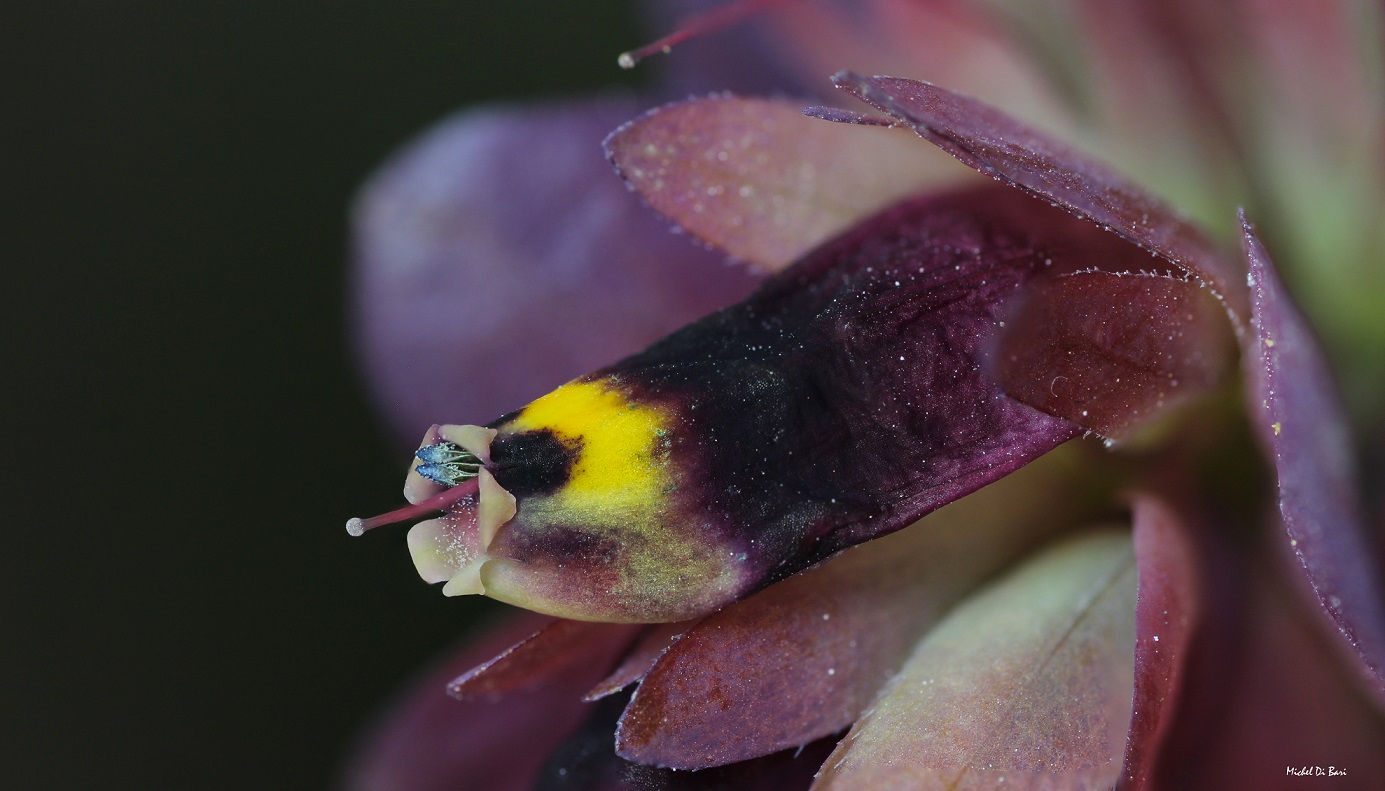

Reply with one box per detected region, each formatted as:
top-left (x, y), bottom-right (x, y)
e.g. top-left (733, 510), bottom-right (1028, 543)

top-left (1287, 766), bottom-right (1348, 777)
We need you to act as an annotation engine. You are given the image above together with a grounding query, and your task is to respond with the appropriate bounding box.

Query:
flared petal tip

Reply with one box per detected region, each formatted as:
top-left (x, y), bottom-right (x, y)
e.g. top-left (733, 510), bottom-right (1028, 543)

top-left (441, 563), bottom-right (487, 597)
top-left (407, 515), bottom-right (484, 586)
top-left (351, 423), bottom-right (519, 600)
top-left (402, 475), bottom-right (516, 598)
top-left (476, 469), bottom-right (517, 546)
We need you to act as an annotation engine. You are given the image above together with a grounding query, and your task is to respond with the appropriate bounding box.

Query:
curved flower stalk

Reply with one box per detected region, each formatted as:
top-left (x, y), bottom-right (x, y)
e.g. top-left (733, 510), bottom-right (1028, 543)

top-left (345, 2), bottom-right (1385, 789)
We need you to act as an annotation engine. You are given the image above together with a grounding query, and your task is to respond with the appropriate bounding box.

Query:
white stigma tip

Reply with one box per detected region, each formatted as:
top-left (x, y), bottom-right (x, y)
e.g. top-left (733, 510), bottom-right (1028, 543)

top-left (345, 518), bottom-right (365, 537)
top-left (616, 51), bottom-right (637, 69)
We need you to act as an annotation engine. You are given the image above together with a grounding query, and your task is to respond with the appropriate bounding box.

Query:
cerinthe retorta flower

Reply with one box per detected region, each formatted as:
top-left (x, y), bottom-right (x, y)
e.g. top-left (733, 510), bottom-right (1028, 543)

top-left (342, 3), bottom-right (1385, 789)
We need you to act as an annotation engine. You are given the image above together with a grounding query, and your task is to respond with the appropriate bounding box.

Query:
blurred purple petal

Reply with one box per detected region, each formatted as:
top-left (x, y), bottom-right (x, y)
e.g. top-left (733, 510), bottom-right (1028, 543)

top-left (762, 0), bottom-right (1074, 131)
top-left (342, 613), bottom-right (596, 791)
top-left (1240, 214), bottom-right (1385, 703)
top-left (1070, 0), bottom-right (1247, 211)
top-left (1232, 0), bottom-right (1380, 149)
top-left (829, 73), bottom-right (1249, 325)
top-left (1075, 0), bottom-right (1378, 175)
top-left (352, 99), bottom-right (761, 445)
top-left (1119, 496), bottom-right (1201, 790)
top-left (616, 449), bottom-right (1098, 769)
top-left (606, 95), bottom-right (975, 271)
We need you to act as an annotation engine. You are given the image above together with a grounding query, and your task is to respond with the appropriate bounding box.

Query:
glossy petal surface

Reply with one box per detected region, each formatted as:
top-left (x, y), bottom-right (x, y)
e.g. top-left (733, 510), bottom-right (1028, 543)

top-left (814, 530), bottom-right (1137, 791)
top-left (828, 73), bottom-right (1248, 324)
top-left (607, 95), bottom-right (974, 271)
top-left (1241, 215), bottom-right (1385, 702)
top-left (997, 271), bottom-right (1234, 437)
top-left (616, 448), bottom-right (1099, 769)
top-left (342, 614), bottom-right (598, 791)
top-left (353, 99), bottom-right (760, 445)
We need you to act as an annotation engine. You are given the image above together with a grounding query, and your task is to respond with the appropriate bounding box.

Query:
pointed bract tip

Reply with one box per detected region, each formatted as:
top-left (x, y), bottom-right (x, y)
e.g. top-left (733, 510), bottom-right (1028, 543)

top-left (802, 105), bottom-right (894, 126)
top-left (829, 70), bottom-right (865, 89)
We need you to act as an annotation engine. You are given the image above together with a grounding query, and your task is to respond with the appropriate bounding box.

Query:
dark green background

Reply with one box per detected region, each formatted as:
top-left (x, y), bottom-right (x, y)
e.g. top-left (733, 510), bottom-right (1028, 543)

top-left (8, 3), bottom-right (645, 787)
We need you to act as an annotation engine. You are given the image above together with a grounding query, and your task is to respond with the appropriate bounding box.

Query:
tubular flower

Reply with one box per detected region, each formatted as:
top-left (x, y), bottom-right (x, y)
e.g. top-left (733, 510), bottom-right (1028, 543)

top-left (344, 3), bottom-right (1385, 790)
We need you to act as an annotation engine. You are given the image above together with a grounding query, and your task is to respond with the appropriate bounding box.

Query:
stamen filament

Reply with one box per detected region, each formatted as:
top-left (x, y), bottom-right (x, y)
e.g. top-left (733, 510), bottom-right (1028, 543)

top-left (346, 477), bottom-right (480, 536)
top-left (617, 0), bottom-right (789, 69)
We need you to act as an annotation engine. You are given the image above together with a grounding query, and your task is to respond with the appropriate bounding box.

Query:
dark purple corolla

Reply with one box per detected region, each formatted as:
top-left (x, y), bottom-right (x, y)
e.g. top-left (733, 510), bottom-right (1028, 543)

top-left (342, 2), bottom-right (1385, 789)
